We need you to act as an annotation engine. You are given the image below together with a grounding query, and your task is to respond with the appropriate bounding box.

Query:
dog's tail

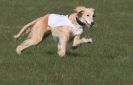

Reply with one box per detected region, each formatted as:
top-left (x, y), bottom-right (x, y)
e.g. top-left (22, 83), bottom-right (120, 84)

top-left (13, 17), bottom-right (42, 39)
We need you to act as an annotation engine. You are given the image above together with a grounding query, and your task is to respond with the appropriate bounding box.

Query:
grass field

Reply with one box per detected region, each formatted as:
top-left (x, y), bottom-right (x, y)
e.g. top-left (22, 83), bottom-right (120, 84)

top-left (0, 0), bottom-right (133, 85)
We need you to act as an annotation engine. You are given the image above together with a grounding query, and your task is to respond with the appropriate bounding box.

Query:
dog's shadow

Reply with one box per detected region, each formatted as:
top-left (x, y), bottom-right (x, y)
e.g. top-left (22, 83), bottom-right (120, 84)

top-left (66, 51), bottom-right (80, 57)
top-left (46, 51), bottom-right (55, 55)
top-left (46, 50), bottom-right (81, 57)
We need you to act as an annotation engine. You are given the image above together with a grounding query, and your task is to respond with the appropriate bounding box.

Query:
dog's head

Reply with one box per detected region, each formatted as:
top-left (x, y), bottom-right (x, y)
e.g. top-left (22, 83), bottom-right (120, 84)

top-left (74, 6), bottom-right (95, 27)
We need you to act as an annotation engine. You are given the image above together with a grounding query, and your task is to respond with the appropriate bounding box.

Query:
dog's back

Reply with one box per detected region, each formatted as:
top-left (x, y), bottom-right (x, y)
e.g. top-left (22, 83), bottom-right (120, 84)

top-left (48, 14), bottom-right (73, 28)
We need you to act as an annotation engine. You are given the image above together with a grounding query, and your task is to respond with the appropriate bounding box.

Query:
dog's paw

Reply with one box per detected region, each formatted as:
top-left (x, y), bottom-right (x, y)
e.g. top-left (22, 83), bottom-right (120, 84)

top-left (16, 46), bottom-right (22, 55)
top-left (82, 38), bottom-right (93, 43)
top-left (58, 51), bottom-right (65, 57)
top-left (87, 38), bottom-right (93, 43)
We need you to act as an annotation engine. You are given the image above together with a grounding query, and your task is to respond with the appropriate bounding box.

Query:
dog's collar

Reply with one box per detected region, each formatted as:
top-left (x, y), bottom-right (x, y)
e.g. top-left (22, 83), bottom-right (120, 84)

top-left (76, 17), bottom-right (85, 27)
top-left (68, 14), bottom-right (85, 27)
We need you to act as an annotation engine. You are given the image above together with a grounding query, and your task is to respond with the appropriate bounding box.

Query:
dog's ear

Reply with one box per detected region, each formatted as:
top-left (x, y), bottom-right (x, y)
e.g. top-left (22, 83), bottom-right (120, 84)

top-left (77, 11), bottom-right (84, 17)
top-left (90, 8), bottom-right (95, 12)
top-left (74, 6), bottom-right (86, 13)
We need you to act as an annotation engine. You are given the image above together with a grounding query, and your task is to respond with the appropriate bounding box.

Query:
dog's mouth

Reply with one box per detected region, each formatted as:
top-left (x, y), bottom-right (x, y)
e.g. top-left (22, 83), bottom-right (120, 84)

top-left (86, 21), bottom-right (95, 27)
top-left (76, 17), bottom-right (95, 28)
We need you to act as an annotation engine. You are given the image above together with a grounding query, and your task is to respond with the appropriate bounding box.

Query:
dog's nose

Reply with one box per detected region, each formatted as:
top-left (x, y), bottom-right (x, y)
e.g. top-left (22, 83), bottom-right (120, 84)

top-left (91, 22), bottom-right (95, 26)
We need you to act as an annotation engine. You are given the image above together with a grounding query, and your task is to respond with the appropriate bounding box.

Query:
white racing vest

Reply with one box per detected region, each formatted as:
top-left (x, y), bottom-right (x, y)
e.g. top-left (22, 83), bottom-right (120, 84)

top-left (48, 14), bottom-right (83, 35)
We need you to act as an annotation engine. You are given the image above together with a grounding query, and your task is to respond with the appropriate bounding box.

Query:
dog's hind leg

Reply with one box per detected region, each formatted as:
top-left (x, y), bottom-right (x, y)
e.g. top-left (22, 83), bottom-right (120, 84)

top-left (16, 28), bottom-right (50, 54)
top-left (16, 38), bottom-right (40, 54)
top-left (16, 17), bottom-right (50, 54)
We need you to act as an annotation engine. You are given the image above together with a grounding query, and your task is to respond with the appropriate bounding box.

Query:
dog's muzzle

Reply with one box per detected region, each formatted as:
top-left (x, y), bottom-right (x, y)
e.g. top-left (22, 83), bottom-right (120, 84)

top-left (91, 22), bottom-right (95, 26)
top-left (90, 22), bottom-right (95, 27)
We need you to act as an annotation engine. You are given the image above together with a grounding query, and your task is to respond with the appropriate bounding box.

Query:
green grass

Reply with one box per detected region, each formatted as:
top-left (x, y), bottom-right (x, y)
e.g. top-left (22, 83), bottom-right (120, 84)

top-left (0, 0), bottom-right (133, 85)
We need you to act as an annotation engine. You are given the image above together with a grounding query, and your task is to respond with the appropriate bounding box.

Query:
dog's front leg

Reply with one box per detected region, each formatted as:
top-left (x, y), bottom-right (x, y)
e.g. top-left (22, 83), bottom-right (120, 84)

top-left (80, 37), bottom-right (92, 43)
top-left (72, 35), bottom-right (81, 48)
top-left (57, 36), bottom-right (68, 57)
top-left (72, 35), bottom-right (92, 48)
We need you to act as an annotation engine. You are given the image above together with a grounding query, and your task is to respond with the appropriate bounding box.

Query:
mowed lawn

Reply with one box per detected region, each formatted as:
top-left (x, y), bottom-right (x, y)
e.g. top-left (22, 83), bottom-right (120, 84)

top-left (0, 0), bottom-right (133, 85)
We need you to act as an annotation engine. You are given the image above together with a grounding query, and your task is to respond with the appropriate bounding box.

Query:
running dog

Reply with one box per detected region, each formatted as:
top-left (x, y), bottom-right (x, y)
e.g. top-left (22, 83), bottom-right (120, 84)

top-left (14, 6), bottom-right (95, 57)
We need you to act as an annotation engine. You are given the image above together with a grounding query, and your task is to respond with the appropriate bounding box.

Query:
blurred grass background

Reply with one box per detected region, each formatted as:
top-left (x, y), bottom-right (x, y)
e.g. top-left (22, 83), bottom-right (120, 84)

top-left (0, 0), bottom-right (133, 85)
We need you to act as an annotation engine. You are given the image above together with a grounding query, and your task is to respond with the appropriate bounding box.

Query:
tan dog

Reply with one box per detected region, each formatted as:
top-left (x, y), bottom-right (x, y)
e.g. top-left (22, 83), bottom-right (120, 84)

top-left (14, 6), bottom-right (95, 57)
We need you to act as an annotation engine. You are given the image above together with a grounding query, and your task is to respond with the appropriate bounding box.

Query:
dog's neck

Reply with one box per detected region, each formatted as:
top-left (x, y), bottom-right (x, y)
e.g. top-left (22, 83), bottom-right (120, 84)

top-left (68, 13), bottom-right (85, 27)
top-left (76, 17), bottom-right (85, 26)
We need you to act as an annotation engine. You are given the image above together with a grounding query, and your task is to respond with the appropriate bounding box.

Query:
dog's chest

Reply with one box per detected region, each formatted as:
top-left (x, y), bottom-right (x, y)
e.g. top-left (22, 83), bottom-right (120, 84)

top-left (48, 14), bottom-right (83, 35)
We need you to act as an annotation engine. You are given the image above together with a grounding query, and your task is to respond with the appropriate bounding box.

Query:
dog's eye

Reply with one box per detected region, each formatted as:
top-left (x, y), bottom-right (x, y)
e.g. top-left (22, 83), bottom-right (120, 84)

top-left (87, 15), bottom-right (90, 17)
